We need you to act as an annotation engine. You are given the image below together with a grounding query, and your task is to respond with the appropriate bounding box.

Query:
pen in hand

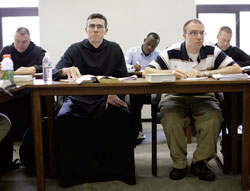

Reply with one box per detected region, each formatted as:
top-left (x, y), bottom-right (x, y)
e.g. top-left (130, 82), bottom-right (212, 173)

top-left (134, 61), bottom-right (142, 71)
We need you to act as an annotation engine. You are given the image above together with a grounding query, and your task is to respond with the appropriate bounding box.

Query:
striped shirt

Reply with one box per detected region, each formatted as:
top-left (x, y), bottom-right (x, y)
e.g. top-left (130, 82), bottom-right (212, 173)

top-left (149, 41), bottom-right (235, 72)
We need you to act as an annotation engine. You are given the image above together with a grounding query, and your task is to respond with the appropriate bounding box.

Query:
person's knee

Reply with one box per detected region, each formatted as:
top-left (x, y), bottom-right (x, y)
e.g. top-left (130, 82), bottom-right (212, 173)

top-left (160, 109), bottom-right (185, 130)
top-left (206, 110), bottom-right (223, 123)
top-left (196, 110), bottom-right (223, 135)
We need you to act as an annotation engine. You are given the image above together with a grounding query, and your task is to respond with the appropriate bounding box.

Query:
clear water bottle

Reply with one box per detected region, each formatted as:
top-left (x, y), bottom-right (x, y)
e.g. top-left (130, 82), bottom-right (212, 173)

top-left (1, 54), bottom-right (14, 84)
top-left (42, 52), bottom-right (52, 84)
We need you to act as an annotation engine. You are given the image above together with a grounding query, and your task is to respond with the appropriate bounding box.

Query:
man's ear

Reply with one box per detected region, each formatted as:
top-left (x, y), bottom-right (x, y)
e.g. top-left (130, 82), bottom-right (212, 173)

top-left (104, 27), bottom-right (108, 35)
top-left (183, 33), bottom-right (186, 40)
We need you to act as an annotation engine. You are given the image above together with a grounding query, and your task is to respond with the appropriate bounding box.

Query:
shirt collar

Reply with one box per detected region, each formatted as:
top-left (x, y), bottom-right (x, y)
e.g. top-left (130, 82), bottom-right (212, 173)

top-left (180, 41), bottom-right (207, 63)
top-left (215, 43), bottom-right (232, 53)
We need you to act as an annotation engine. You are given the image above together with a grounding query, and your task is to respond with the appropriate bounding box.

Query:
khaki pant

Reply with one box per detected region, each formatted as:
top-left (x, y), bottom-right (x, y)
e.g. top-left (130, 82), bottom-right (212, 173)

top-left (159, 94), bottom-right (223, 169)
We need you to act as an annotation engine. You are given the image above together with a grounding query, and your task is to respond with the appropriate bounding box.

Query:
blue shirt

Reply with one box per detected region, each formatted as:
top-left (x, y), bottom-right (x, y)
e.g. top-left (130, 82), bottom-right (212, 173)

top-left (125, 45), bottom-right (160, 71)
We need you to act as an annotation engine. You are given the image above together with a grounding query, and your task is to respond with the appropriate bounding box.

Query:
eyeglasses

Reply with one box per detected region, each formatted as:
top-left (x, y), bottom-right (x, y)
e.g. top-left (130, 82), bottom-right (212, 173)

top-left (88, 24), bottom-right (105, 30)
top-left (185, 31), bottom-right (206, 37)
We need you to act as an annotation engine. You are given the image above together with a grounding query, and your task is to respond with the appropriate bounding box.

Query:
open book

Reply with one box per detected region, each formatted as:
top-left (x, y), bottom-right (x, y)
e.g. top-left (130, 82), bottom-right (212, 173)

top-left (212, 73), bottom-right (250, 80)
top-left (75, 74), bottom-right (137, 84)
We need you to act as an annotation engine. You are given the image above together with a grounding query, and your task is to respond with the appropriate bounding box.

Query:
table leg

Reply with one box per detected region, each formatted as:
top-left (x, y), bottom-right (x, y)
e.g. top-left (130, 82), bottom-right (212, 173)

top-left (32, 89), bottom-right (45, 191)
top-left (231, 93), bottom-right (239, 174)
top-left (241, 86), bottom-right (250, 190)
top-left (46, 96), bottom-right (56, 177)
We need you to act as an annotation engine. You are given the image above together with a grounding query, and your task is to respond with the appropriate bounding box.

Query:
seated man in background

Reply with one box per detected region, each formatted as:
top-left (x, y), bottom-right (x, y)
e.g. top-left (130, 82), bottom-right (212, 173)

top-left (216, 26), bottom-right (249, 139)
top-left (0, 27), bottom-right (45, 74)
top-left (143, 19), bottom-right (241, 181)
top-left (126, 32), bottom-right (160, 144)
top-left (0, 27), bottom-right (46, 140)
top-left (53, 13), bottom-right (138, 188)
top-left (216, 26), bottom-right (250, 67)
top-left (125, 32), bottom-right (160, 72)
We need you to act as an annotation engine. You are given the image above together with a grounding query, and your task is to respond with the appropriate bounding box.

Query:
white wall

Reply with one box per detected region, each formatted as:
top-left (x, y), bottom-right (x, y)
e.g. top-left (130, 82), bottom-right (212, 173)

top-left (39, 0), bottom-right (196, 66)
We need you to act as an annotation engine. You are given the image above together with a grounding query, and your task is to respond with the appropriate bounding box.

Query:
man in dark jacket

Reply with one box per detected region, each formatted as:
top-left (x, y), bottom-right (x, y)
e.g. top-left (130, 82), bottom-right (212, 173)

top-left (53, 13), bottom-right (138, 188)
top-left (216, 26), bottom-right (249, 144)
top-left (0, 27), bottom-right (45, 74)
top-left (216, 26), bottom-right (250, 67)
top-left (0, 27), bottom-right (46, 140)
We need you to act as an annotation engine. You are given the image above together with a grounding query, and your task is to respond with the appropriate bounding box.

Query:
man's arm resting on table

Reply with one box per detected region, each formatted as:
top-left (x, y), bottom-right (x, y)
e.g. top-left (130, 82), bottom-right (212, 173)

top-left (143, 65), bottom-right (188, 79)
top-left (14, 66), bottom-right (36, 75)
top-left (200, 63), bottom-right (242, 77)
top-left (144, 63), bottom-right (242, 79)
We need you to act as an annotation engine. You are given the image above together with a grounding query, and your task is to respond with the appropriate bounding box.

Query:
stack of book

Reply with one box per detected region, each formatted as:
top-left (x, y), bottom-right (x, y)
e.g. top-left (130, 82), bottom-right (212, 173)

top-left (13, 75), bottom-right (33, 82)
top-left (145, 73), bottom-right (176, 83)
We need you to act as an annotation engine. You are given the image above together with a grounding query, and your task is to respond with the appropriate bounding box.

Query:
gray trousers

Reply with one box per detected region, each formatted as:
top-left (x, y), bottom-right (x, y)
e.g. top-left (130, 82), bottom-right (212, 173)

top-left (159, 94), bottom-right (223, 169)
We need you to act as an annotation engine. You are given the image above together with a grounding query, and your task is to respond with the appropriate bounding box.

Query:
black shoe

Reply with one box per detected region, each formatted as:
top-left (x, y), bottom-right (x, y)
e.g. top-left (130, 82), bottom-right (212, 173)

top-left (0, 159), bottom-right (20, 175)
top-left (169, 166), bottom-right (188, 180)
top-left (190, 161), bottom-right (215, 181)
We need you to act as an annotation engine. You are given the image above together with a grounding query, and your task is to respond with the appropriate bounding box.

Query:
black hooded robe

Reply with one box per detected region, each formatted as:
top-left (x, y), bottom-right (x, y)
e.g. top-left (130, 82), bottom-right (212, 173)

top-left (0, 42), bottom-right (45, 140)
top-left (53, 39), bottom-right (138, 188)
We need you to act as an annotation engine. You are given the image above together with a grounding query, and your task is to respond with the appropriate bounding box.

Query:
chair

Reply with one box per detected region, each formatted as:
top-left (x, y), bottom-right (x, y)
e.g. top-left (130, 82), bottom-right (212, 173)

top-left (0, 113), bottom-right (11, 143)
top-left (219, 92), bottom-right (242, 174)
top-left (151, 93), bottom-right (224, 176)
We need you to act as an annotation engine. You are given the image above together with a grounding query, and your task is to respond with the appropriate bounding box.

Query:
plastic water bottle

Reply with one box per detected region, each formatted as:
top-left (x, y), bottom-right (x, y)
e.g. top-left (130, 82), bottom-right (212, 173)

top-left (1, 54), bottom-right (14, 84)
top-left (42, 53), bottom-right (52, 84)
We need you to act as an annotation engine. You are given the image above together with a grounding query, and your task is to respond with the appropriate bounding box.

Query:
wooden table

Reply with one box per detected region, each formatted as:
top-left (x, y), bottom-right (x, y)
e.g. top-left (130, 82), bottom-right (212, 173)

top-left (0, 85), bottom-right (32, 105)
top-left (3, 78), bottom-right (250, 190)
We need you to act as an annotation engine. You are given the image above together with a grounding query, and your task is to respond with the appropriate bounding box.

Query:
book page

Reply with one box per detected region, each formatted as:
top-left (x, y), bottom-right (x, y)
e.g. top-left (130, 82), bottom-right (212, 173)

top-left (75, 74), bottom-right (96, 84)
top-left (212, 73), bottom-right (249, 80)
top-left (184, 77), bottom-right (208, 80)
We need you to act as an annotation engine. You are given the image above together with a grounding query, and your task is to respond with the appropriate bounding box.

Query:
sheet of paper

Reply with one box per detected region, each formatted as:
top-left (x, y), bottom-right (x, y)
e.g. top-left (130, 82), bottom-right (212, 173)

top-left (184, 77), bottom-right (208, 80)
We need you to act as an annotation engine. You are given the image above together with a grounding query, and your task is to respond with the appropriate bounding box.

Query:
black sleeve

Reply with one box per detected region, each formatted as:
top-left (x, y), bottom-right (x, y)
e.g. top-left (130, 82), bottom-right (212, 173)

top-left (52, 68), bottom-right (63, 81)
top-left (33, 48), bottom-right (46, 73)
top-left (53, 45), bottom-right (75, 81)
top-left (114, 43), bottom-right (128, 78)
top-left (0, 46), bottom-right (11, 61)
top-left (55, 45), bottom-right (75, 70)
top-left (234, 48), bottom-right (250, 67)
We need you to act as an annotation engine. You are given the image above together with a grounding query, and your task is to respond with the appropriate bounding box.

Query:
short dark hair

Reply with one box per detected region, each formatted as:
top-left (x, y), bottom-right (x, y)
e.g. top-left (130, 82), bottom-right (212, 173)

top-left (183, 19), bottom-right (204, 33)
top-left (218, 26), bottom-right (232, 35)
top-left (87, 13), bottom-right (108, 28)
top-left (16, 27), bottom-right (30, 36)
top-left (146, 32), bottom-right (160, 42)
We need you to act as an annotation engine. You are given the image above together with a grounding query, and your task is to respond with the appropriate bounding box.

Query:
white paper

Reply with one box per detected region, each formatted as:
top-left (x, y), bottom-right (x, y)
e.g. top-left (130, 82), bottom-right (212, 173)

top-left (184, 77), bottom-right (208, 80)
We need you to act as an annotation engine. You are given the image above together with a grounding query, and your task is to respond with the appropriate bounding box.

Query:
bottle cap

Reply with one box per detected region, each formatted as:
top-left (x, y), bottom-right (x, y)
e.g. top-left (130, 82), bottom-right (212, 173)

top-left (3, 54), bottom-right (11, 59)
